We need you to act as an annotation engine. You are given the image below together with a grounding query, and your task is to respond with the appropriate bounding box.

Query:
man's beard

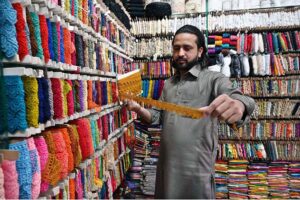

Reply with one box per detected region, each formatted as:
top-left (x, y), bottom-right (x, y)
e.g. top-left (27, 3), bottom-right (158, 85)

top-left (172, 57), bottom-right (199, 71)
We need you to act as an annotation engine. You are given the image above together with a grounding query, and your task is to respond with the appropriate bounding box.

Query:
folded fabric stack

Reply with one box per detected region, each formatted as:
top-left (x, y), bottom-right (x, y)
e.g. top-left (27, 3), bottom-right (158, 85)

top-left (228, 159), bottom-right (249, 199)
top-left (248, 162), bottom-right (269, 199)
top-left (215, 160), bottom-right (229, 199)
top-left (237, 31), bottom-right (300, 55)
top-left (289, 162), bottom-right (300, 199)
top-left (208, 33), bottom-right (238, 55)
top-left (267, 161), bottom-right (290, 199)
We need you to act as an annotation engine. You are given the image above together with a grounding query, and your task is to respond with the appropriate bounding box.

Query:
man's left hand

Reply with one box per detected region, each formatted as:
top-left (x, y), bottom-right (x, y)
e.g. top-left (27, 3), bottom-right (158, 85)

top-left (199, 94), bottom-right (245, 124)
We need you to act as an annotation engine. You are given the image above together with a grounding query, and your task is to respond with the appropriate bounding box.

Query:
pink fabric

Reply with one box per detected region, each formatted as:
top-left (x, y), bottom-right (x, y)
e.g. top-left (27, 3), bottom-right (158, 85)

top-left (2, 160), bottom-right (19, 199)
top-left (27, 138), bottom-right (41, 199)
top-left (34, 136), bottom-right (50, 193)
top-left (0, 166), bottom-right (5, 199)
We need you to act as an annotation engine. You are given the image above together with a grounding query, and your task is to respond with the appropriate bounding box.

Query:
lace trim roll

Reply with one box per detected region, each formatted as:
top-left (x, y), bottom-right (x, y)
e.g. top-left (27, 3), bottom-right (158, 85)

top-left (69, 178), bottom-right (76, 199)
top-left (0, 166), bottom-right (4, 199)
top-left (71, 32), bottom-right (76, 65)
top-left (75, 34), bottom-right (84, 67)
top-left (75, 170), bottom-right (83, 199)
top-left (9, 140), bottom-right (32, 199)
top-left (101, 114), bottom-right (109, 141)
top-left (88, 40), bottom-right (94, 69)
top-left (78, 80), bottom-right (84, 112)
top-left (47, 79), bottom-right (54, 120)
top-left (22, 76), bottom-right (39, 127)
top-left (1, 76), bottom-right (28, 133)
top-left (34, 136), bottom-right (49, 192)
top-left (87, 80), bottom-right (99, 109)
top-left (101, 81), bottom-right (107, 106)
top-left (26, 8), bottom-right (38, 57)
top-left (73, 80), bottom-right (81, 112)
top-left (51, 78), bottom-right (64, 119)
top-left (83, 39), bottom-right (89, 68)
top-left (107, 81), bottom-right (112, 104)
top-left (96, 81), bottom-right (102, 106)
top-left (51, 22), bottom-right (58, 62)
top-left (83, 80), bottom-right (88, 111)
top-left (47, 19), bottom-right (54, 60)
top-left (60, 25), bottom-right (65, 63)
top-left (24, 20), bottom-right (32, 56)
top-left (0, 0), bottom-right (18, 59)
top-left (56, 23), bottom-right (61, 62)
top-left (67, 125), bottom-right (82, 167)
top-left (51, 129), bottom-right (68, 179)
top-left (66, 80), bottom-right (75, 116)
top-left (39, 15), bottom-right (50, 63)
top-left (63, 28), bottom-right (72, 64)
top-left (2, 160), bottom-right (19, 199)
top-left (38, 78), bottom-right (45, 123)
top-left (97, 117), bottom-right (103, 142)
top-left (72, 118), bottom-right (94, 160)
top-left (27, 137), bottom-right (41, 199)
top-left (12, 3), bottom-right (29, 61)
top-left (29, 12), bottom-right (44, 60)
top-left (90, 119), bottom-right (98, 150)
top-left (82, 0), bottom-right (88, 24)
top-left (60, 127), bottom-right (74, 173)
top-left (40, 78), bottom-right (51, 122)
top-left (62, 80), bottom-right (70, 117)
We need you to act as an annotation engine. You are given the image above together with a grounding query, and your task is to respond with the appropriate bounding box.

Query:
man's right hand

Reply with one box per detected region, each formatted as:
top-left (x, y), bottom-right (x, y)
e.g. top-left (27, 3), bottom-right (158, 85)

top-left (123, 99), bottom-right (142, 113)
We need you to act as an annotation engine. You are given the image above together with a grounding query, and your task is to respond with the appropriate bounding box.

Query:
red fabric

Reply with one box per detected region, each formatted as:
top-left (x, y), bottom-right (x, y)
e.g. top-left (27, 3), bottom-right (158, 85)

top-left (66, 80), bottom-right (75, 116)
top-left (12, 3), bottom-right (29, 61)
top-left (39, 15), bottom-right (50, 63)
top-left (72, 118), bottom-right (94, 160)
top-left (51, 78), bottom-right (64, 119)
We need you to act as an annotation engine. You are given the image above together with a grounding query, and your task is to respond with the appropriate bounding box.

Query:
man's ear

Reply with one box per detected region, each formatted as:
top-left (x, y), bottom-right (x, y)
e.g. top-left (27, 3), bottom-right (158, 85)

top-left (198, 47), bottom-right (203, 58)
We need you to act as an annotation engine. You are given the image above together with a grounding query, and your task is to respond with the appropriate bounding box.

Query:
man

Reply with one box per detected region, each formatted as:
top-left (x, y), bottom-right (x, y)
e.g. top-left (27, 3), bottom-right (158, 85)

top-left (126, 25), bottom-right (255, 199)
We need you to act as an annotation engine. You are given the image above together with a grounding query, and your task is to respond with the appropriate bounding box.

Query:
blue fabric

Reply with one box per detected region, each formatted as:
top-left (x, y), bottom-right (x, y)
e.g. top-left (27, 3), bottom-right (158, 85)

top-left (101, 82), bottom-right (107, 105)
top-left (9, 140), bottom-right (32, 199)
top-left (0, 0), bottom-right (18, 58)
top-left (1, 76), bottom-right (28, 133)
top-left (60, 25), bottom-right (65, 63)
top-left (38, 78), bottom-right (45, 123)
top-left (47, 18), bottom-right (54, 60)
top-left (41, 78), bottom-right (51, 122)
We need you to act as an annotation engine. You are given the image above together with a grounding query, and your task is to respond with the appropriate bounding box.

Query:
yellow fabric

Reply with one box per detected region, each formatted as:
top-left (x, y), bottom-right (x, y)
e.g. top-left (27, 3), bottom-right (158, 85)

top-left (22, 76), bottom-right (39, 127)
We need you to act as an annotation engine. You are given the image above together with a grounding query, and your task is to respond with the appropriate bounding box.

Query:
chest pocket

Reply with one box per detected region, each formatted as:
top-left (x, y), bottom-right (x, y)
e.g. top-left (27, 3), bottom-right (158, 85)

top-left (179, 78), bottom-right (210, 108)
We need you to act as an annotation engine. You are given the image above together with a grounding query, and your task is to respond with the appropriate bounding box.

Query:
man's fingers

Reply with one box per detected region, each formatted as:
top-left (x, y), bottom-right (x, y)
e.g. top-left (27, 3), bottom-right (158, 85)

top-left (226, 113), bottom-right (241, 124)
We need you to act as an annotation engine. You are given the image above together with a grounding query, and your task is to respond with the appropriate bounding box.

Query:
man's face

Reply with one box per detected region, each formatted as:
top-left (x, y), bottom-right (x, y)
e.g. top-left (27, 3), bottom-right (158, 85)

top-left (172, 33), bottom-right (203, 71)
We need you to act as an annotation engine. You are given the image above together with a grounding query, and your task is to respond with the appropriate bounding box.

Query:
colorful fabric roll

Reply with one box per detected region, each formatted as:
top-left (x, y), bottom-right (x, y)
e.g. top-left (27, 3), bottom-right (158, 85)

top-left (34, 136), bottom-right (49, 193)
top-left (2, 160), bottom-right (19, 199)
top-left (9, 140), bottom-right (32, 199)
top-left (22, 76), bottom-right (39, 128)
top-left (27, 137), bottom-right (41, 199)
top-left (72, 118), bottom-right (94, 160)
top-left (0, 0), bottom-right (18, 59)
top-left (1, 76), bottom-right (27, 133)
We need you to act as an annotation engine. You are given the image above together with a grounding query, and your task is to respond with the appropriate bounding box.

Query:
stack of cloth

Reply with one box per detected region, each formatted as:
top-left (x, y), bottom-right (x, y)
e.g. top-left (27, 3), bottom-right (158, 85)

top-left (288, 162), bottom-right (300, 199)
top-left (133, 121), bottom-right (162, 198)
top-left (124, 126), bottom-right (149, 198)
top-left (207, 33), bottom-right (238, 55)
top-left (267, 161), bottom-right (290, 199)
top-left (248, 161), bottom-right (269, 199)
top-left (215, 160), bottom-right (229, 199)
top-left (140, 157), bottom-right (159, 196)
top-left (228, 159), bottom-right (249, 199)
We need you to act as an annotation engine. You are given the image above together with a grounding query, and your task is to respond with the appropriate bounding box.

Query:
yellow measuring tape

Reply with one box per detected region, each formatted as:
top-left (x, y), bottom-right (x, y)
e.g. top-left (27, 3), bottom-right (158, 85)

top-left (117, 69), bottom-right (239, 133)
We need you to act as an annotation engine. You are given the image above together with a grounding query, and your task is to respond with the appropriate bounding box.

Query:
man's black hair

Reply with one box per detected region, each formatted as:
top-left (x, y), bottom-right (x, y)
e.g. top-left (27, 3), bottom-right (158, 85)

top-left (172, 25), bottom-right (208, 68)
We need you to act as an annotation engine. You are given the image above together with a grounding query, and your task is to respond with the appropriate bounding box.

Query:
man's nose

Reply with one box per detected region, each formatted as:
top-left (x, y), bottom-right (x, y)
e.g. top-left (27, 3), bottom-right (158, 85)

top-left (179, 48), bottom-right (185, 56)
